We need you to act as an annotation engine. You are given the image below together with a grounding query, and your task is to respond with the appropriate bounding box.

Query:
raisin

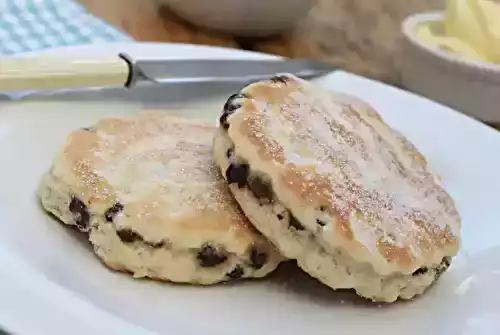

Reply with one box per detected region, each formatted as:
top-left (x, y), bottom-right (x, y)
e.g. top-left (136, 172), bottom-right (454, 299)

top-left (435, 257), bottom-right (452, 277)
top-left (68, 196), bottom-right (90, 232)
top-left (219, 114), bottom-right (231, 130)
top-left (224, 93), bottom-right (246, 112)
top-left (226, 163), bottom-right (249, 188)
top-left (116, 229), bottom-right (142, 243)
top-left (104, 202), bottom-right (124, 222)
top-left (197, 244), bottom-right (228, 267)
top-left (288, 212), bottom-right (305, 231)
top-left (249, 247), bottom-right (268, 270)
top-left (227, 266), bottom-right (245, 279)
top-left (247, 176), bottom-right (273, 202)
top-left (270, 75), bottom-right (290, 84)
top-left (220, 93), bottom-right (246, 129)
top-left (412, 267), bottom-right (428, 276)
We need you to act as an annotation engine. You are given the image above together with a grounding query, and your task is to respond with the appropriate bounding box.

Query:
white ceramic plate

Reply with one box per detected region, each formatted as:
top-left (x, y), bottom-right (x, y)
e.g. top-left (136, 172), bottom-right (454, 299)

top-left (0, 42), bottom-right (499, 335)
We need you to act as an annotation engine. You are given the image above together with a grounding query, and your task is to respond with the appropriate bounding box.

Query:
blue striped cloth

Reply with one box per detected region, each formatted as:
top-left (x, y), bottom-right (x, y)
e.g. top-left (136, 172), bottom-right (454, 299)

top-left (0, 0), bottom-right (133, 55)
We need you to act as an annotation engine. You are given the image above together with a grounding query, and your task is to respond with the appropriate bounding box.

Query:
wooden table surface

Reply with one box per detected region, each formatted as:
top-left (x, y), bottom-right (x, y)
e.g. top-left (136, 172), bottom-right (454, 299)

top-left (79, 0), bottom-right (442, 84)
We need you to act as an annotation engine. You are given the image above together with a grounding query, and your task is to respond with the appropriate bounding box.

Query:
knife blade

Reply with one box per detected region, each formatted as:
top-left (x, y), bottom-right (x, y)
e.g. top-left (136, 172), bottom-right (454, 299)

top-left (0, 53), bottom-right (334, 93)
top-left (125, 54), bottom-right (335, 85)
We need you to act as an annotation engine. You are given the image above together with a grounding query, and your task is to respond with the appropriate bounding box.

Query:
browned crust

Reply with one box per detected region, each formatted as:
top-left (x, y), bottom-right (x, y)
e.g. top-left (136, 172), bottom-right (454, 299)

top-left (51, 113), bottom-right (261, 245)
top-left (226, 75), bottom-right (461, 272)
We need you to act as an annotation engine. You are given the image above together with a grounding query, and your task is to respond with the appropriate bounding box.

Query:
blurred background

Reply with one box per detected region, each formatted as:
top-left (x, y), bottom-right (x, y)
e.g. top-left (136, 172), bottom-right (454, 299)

top-left (1, 0), bottom-right (499, 122)
top-left (78, 0), bottom-right (445, 83)
top-left (0, 0), bottom-right (445, 84)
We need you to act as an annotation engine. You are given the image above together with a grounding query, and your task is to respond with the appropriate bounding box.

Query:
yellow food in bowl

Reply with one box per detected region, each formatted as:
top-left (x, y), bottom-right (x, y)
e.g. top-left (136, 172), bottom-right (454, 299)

top-left (417, 0), bottom-right (500, 63)
top-left (417, 25), bottom-right (488, 61)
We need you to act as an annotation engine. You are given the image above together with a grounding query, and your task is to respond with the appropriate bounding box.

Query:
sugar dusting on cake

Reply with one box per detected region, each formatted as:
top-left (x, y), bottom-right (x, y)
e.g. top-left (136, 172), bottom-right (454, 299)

top-left (65, 115), bottom-right (251, 238)
top-left (235, 74), bottom-right (461, 270)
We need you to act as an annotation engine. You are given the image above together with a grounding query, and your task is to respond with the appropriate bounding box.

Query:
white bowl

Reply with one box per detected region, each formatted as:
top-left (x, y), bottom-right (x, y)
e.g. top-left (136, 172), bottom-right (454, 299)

top-left (400, 12), bottom-right (500, 123)
top-left (159, 0), bottom-right (317, 37)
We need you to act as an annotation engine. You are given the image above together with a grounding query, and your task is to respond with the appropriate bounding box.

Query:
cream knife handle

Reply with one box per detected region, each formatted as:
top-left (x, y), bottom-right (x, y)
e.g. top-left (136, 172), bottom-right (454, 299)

top-left (0, 56), bottom-right (130, 92)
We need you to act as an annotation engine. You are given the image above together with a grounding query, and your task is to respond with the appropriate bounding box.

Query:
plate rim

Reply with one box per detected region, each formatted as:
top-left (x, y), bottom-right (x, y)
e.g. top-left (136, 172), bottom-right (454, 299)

top-left (1, 41), bottom-right (499, 335)
top-left (0, 41), bottom-right (284, 335)
top-left (13, 41), bottom-right (283, 60)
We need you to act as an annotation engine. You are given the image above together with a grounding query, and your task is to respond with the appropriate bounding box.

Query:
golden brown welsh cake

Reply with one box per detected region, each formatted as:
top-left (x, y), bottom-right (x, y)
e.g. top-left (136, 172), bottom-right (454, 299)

top-left (38, 114), bottom-right (282, 284)
top-left (213, 74), bottom-right (461, 302)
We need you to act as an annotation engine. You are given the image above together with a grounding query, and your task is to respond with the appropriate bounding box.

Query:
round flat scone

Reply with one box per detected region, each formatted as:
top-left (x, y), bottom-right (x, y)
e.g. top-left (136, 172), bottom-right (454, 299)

top-left (38, 114), bottom-right (282, 285)
top-left (213, 74), bottom-right (461, 302)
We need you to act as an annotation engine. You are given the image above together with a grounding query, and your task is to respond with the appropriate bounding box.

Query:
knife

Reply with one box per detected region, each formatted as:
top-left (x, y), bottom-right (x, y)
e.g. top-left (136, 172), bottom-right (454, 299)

top-left (0, 53), bottom-right (334, 92)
